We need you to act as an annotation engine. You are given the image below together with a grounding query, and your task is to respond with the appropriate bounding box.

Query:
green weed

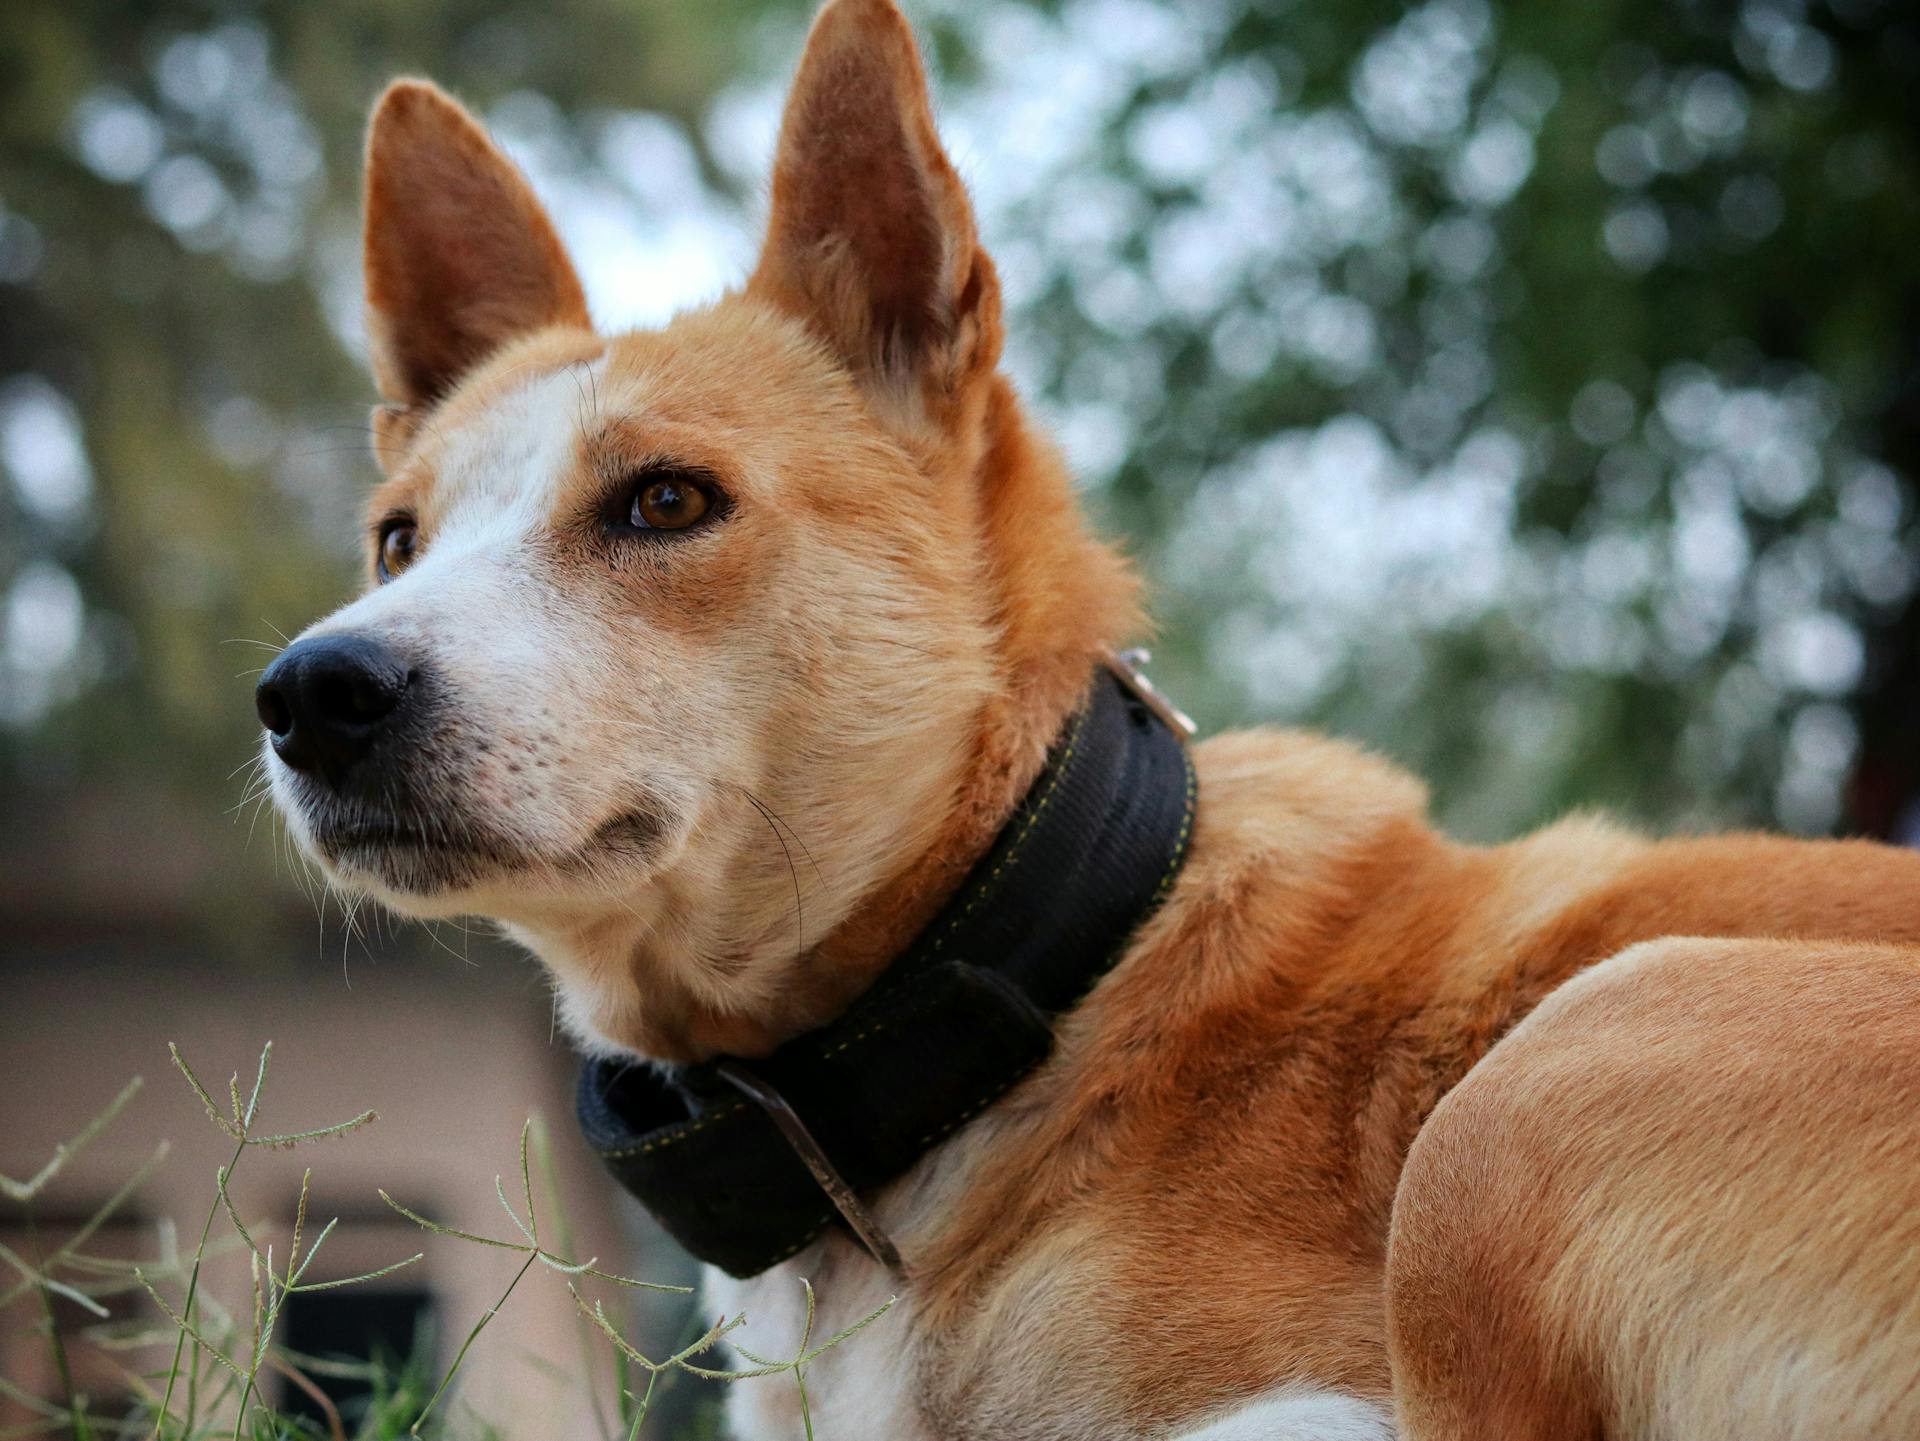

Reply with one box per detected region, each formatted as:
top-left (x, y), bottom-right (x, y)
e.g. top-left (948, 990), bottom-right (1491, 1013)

top-left (0, 1043), bottom-right (892, 1440)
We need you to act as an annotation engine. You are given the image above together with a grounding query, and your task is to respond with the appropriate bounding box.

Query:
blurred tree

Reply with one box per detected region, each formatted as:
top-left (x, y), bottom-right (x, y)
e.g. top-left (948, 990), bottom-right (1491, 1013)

top-left (0, 0), bottom-right (1916, 954)
top-left (902, 0), bottom-right (1920, 838)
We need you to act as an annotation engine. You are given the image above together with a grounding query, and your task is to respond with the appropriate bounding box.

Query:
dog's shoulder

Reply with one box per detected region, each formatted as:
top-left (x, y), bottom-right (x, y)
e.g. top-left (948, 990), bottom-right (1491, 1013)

top-left (1190, 726), bottom-right (1432, 848)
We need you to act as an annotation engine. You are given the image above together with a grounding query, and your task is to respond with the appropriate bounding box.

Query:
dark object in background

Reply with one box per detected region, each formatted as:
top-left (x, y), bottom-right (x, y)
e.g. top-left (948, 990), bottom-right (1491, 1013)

top-left (278, 1285), bottom-right (434, 1425)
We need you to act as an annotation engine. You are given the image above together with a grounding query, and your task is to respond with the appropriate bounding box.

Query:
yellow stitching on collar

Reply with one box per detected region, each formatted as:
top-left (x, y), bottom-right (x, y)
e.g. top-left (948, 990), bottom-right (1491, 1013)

top-left (784, 701), bottom-right (1098, 1071)
top-left (763, 1209), bottom-right (835, 1267)
top-left (597, 699), bottom-right (1193, 1256)
top-left (598, 1098), bottom-right (750, 1160)
top-left (928, 702), bottom-right (1092, 956)
top-left (1152, 748), bottom-right (1198, 901)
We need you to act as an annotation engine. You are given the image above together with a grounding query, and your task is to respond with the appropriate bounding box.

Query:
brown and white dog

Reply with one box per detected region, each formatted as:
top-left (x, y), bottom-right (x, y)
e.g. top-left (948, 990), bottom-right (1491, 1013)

top-left (259, 1), bottom-right (1920, 1436)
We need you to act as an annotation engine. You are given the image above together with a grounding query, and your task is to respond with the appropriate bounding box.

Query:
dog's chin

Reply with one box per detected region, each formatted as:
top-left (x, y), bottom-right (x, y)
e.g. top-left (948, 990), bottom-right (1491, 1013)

top-left (297, 807), bottom-right (676, 921)
top-left (314, 830), bottom-right (502, 910)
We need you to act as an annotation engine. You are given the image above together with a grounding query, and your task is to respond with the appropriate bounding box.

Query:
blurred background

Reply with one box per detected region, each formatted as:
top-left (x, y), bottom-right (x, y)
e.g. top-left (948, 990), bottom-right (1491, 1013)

top-left (2, 0), bottom-right (1916, 1433)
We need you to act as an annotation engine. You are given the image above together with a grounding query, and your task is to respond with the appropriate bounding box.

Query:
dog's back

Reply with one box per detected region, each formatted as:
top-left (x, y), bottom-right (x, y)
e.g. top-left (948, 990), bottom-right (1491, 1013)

top-left (722, 728), bottom-right (1920, 1439)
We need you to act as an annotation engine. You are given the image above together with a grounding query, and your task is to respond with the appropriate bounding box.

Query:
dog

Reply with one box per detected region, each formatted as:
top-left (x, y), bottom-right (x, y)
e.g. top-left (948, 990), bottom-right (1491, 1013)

top-left (258, 1), bottom-right (1920, 1436)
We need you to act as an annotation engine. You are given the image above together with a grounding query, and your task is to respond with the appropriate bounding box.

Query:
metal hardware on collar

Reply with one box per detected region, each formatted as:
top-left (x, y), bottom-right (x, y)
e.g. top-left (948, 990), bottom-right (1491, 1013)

top-left (714, 1059), bottom-right (907, 1277)
top-left (1101, 645), bottom-right (1197, 740)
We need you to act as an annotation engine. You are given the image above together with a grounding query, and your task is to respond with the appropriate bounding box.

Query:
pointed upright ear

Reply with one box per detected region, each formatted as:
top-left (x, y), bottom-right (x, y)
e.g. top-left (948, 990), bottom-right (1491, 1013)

top-left (362, 80), bottom-right (590, 418)
top-left (748, 0), bottom-right (1002, 426)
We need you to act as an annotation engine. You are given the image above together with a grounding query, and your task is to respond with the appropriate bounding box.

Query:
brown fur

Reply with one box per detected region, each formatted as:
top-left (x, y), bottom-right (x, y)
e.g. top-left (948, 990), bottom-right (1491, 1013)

top-left (363, 81), bottom-right (590, 412)
top-left (893, 753), bottom-right (1920, 1434)
top-left (1389, 937), bottom-right (1920, 1440)
top-left (268, 3), bottom-right (1920, 1435)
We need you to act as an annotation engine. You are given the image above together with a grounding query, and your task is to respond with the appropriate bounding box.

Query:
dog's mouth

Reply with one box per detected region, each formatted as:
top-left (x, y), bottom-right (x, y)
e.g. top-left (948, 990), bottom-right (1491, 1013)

top-left (309, 816), bottom-right (523, 894)
top-left (304, 805), bottom-right (672, 899)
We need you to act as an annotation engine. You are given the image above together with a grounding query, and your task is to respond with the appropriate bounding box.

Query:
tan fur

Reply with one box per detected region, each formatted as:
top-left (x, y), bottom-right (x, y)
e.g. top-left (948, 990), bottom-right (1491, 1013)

top-left (1388, 937), bottom-right (1920, 1440)
top-left (265, 3), bottom-right (1920, 1436)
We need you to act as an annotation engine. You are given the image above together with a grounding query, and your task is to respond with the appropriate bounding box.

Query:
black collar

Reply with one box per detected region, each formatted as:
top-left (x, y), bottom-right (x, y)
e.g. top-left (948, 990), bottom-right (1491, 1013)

top-left (576, 665), bottom-right (1197, 1279)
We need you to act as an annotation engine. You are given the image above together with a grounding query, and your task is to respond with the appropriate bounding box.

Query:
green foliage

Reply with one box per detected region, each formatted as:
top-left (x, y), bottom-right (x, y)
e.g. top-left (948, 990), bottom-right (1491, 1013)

top-left (0, 1042), bottom-right (892, 1441)
top-left (900, 0), bottom-right (1920, 837)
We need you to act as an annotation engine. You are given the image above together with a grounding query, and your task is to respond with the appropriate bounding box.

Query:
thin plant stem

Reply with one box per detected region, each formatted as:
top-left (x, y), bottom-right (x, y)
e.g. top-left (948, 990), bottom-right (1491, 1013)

top-left (623, 1369), bottom-right (658, 1441)
top-left (410, 1250), bottom-right (538, 1436)
top-left (10, 1050), bottom-right (893, 1441)
top-left (0, 1079), bottom-right (143, 1203)
top-left (159, 1042), bottom-right (270, 1438)
top-left (28, 1225), bottom-right (82, 1441)
top-left (155, 1133), bottom-right (245, 1437)
top-left (531, 1122), bottom-right (618, 1441)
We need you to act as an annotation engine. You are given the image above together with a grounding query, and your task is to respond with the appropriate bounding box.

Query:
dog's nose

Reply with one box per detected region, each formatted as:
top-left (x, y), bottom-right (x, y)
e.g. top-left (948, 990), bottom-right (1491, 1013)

top-left (256, 634), bottom-right (414, 784)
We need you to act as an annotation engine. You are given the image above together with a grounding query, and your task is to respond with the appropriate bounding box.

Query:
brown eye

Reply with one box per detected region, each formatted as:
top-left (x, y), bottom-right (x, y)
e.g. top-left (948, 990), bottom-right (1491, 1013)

top-left (378, 519), bottom-right (418, 581)
top-left (631, 477), bottom-right (711, 531)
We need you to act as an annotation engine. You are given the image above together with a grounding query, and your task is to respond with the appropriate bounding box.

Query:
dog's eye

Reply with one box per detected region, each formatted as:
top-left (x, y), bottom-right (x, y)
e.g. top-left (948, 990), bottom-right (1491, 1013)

top-left (628, 476), bottom-right (713, 531)
top-left (377, 519), bottom-right (418, 582)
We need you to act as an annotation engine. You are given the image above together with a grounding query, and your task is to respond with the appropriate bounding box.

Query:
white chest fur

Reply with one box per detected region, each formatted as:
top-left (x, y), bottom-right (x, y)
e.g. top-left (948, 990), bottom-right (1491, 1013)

top-left (706, 1242), bottom-right (927, 1441)
top-left (694, 1112), bottom-right (1397, 1441)
top-left (710, 1246), bottom-right (1396, 1441)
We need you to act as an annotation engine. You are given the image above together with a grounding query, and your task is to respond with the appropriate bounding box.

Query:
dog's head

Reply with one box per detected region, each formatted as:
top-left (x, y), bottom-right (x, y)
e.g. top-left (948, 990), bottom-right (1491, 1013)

top-left (260, 0), bottom-right (1137, 1061)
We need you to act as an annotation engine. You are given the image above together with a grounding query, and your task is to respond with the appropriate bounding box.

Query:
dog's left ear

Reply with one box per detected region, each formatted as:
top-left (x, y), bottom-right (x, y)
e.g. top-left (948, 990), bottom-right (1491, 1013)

top-left (749, 0), bottom-right (1002, 434)
top-left (362, 79), bottom-right (591, 460)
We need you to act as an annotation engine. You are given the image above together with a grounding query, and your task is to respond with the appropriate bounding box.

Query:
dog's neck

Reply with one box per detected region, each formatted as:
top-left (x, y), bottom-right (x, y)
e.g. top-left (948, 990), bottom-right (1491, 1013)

top-left (788, 675), bottom-right (1081, 1011)
top-left (578, 670), bottom-right (1196, 1276)
top-left (660, 666), bottom-right (1082, 1062)
top-left (530, 378), bottom-right (1139, 1064)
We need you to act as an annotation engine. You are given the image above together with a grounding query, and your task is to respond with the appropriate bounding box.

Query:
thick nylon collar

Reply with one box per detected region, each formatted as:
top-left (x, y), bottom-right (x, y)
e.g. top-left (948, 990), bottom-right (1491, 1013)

top-left (576, 669), bottom-right (1197, 1278)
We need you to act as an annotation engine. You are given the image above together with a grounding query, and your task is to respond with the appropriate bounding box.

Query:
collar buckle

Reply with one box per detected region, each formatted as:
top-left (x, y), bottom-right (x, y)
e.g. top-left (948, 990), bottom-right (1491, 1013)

top-left (715, 1059), bottom-right (907, 1277)
top-left (1101, 646), bottom-right (1197, 740)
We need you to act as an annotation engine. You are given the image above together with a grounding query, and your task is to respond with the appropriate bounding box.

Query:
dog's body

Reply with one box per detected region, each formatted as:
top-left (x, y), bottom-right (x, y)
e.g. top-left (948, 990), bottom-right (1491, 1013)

top-left (709, 737), bottom-right (1920, 1441)
top-left (258, 2), bottom-right (1920, 1435)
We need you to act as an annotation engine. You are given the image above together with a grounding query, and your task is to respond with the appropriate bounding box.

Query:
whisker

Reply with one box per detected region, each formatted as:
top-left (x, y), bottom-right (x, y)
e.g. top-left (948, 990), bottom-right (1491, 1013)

top-left (864, 636), bottom-right (944, 658)
top-left (736, 785), bottom-right (826, 887)
top-left (740, 789), bottom-right (805, 965)
top-left (225, 780), bottom-right (272, 819)
top-left (291, 445), bottom-right (409, 462)
top-left (244, 789), bottom-right (274, 848)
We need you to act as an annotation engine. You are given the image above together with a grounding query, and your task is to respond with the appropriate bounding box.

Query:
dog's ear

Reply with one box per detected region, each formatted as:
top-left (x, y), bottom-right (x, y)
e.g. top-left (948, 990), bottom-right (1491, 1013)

top-left (361, 79), bottom-right (589, 432)
top-left (748, 0), bottom-right (1002, 432)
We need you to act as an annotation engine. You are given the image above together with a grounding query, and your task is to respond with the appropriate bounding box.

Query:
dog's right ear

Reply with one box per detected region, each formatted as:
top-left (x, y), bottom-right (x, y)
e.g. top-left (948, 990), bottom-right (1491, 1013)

top-left (748, 0), bottom-right (1002, 438)
top-left (361, 80), bottom-right (589, 461)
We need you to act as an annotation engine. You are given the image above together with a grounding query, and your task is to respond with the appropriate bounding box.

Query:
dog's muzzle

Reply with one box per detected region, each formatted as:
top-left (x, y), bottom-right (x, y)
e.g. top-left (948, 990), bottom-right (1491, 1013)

top-left (256, 633), bottom-right (494, 891)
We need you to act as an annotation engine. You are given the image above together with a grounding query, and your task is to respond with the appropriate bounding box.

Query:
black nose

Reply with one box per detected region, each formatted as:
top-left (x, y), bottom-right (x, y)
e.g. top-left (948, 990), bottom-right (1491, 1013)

top-left (256, 634), bottom-right (414, 785)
